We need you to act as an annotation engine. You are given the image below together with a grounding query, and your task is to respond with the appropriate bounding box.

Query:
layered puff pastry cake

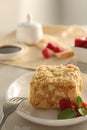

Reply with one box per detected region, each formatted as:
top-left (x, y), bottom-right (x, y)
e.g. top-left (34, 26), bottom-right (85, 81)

top-left (30, 64), bottom-right (83, 109)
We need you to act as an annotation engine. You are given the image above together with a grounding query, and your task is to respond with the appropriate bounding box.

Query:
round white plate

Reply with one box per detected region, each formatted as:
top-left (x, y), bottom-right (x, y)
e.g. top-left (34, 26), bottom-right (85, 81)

top-left (6, 72), bottom-right (87, 126)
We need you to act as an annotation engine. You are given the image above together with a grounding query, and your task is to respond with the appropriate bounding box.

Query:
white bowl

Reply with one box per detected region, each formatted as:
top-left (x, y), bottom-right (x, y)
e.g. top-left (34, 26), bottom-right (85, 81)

top-left (72, 46), bottom-right (87, 63)
top-left (0, 43), bottom-right (24, 60)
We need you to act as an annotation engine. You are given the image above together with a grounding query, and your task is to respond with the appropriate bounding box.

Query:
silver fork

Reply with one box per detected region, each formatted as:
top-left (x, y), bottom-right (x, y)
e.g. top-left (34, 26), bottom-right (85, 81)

top-left (0, 97), bottom-right (27, 130)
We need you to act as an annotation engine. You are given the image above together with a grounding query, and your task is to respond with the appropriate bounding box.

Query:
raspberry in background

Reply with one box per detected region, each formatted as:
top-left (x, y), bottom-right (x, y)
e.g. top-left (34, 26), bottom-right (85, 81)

top-left (75, 38), bottom-right (87, 48)
top-left (75, 38), bottom-right (83, 47)
top-left (47, 43), bottom-right (55, 51)
top-left (47, 42), bottom-right (63, 53)
top-left (53, 46), bottom-right (63, 53)
top-left (42, 48), bottom-right (52, 58)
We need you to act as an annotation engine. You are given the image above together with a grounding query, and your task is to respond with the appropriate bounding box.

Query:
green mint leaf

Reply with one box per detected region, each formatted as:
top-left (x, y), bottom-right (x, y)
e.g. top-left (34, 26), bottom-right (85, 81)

top-left (76, 96), bottom-right (83, 107)
top-left (57, 109), bottom-right (77, 119)
top-left (78, 108), bottom-right (87, 116)
top-left (85, 106), bottom-right (87, 110)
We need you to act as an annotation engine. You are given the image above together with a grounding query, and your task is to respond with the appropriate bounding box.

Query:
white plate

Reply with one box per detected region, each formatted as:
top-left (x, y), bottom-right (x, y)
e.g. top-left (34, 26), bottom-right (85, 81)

top-left (6, 72), bottom-right (87, 126)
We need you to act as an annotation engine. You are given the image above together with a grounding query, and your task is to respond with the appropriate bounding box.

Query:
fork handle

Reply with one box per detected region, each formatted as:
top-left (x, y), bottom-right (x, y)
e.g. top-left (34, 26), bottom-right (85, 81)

top-left (0, 115), bottom-right (8, 130)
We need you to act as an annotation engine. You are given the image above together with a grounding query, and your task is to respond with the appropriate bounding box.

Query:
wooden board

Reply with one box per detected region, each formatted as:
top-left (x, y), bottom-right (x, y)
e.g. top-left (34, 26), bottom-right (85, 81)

top-left (0, 25), bottom-right (86, 70)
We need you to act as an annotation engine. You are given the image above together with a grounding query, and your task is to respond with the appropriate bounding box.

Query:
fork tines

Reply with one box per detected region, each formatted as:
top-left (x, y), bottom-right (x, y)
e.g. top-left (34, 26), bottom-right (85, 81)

top-left (9, 97), bottom-right (27, 102)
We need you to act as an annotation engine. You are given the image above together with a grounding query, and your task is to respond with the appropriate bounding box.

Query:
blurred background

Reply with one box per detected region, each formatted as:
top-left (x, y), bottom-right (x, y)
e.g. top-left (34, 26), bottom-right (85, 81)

top-left (0, 0), bottom-right (87, 32)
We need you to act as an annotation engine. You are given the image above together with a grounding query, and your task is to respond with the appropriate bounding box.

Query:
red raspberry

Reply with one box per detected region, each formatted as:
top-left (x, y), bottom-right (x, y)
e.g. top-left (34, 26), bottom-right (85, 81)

top-left (47, 43), bottom-right (63, 53)
top-left (82, 39), bottom-right (87, 43)
top-left (75, 38), bottom-right (84, 47)
top-left (47, 43), bottom-right (55, 51)
top-left (82, 43), bottom-right (87, 48)
top-left (81, 102), bottom-right (87, 108)
top-left (53, 46), bottom-right (63, 53)
top-left (59, 98), bottom-right (71, 110)
top-left (70, 103), bottom-right (78, 111)
top-left (42, 48), bottom-right (51, 58)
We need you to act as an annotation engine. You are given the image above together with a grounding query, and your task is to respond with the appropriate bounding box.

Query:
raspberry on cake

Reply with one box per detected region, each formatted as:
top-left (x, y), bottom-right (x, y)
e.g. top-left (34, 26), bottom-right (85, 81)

top-left (30, 64), bottom-right (83, 109)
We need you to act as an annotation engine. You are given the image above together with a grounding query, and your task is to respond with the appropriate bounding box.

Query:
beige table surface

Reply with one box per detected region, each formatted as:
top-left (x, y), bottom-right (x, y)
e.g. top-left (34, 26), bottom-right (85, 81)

top-left (0, 26), bottom-right (87, 130)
